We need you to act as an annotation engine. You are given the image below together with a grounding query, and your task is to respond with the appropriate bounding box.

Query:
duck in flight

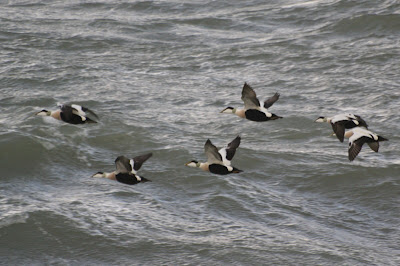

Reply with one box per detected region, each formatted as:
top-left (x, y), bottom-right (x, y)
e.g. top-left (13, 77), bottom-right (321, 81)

top-left (315, 113), bottom-right (368, 142)
top-left (185, 136), bottom-right (242, 175)
top-left (92, 153), bottom-right (153, 185)
top-left (36, 103), bottom-right (98, 124)
top-left (344, 127), bottom-right (388, 161)
top-left (221, 83), bottom-right (282, 122)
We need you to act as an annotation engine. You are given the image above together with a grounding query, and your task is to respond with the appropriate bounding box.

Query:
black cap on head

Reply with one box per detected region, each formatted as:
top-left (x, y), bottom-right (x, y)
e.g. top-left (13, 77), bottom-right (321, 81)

top-left (91, 171), bottom-right (104, 177)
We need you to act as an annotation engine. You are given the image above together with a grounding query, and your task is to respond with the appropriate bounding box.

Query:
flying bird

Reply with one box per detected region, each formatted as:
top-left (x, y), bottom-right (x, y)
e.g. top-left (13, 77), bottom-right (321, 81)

top-left (36, 103), bottom-right (98, 124)
top-left (344, 127), bottom-right (388, 161)
top-left (315, 113), bottom-right (368, 142)
top-left (221, 83), bottom-right (282, 122)
top-left (92, 153), bottom-right (153, 185)
top-left (185, 136), bottom-right (242, 175)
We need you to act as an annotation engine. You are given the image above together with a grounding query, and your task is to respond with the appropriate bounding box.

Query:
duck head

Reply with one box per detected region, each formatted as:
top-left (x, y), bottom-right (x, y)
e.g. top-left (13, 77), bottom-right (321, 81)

top-left (314, 116), bottom-right (328, 123)
top-left (220, 107), bottom-right (236, 114)
top-left (36, 109), bottom-right (51, 116)
top-left (92, 172), bottom-right (106, 178)
top-left (185, 160), bottom-right (200, 168)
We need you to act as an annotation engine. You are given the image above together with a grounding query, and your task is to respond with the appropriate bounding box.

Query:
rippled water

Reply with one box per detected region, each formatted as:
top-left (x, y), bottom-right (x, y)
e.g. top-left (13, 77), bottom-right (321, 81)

top-left (1, 1), bottom-right (399, 265)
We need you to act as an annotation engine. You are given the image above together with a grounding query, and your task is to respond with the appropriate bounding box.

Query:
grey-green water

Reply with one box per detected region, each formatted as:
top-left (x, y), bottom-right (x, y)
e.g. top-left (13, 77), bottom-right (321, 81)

top-left (1, 1), bottom-right (399, 265)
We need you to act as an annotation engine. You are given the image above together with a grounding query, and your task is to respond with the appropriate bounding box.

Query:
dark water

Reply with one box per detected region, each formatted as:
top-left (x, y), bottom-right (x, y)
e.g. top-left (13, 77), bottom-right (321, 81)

top-left (1, 1), bottom-right (399, 265)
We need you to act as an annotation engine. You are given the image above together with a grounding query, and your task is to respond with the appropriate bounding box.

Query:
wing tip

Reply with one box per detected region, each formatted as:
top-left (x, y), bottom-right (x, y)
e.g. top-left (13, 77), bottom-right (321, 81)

top-left (348, 154), bottom-right (356, 161)
top-left (242, 82), bottom-right (253, 91)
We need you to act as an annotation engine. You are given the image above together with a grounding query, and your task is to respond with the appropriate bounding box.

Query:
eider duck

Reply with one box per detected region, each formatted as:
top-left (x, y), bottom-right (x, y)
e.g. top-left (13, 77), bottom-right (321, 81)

top-left (36, 104), bottom-right (98, 124)
top-left (344, 127), bottom-right (388, 161)
top-left (185, 136), bottom-right (242, 175)
top-left (315, 113), bottom-right (368, 142)
top-left (221, 83), bottom-right (282, 122)
top-left (92, 153), bottom-right (153, 185)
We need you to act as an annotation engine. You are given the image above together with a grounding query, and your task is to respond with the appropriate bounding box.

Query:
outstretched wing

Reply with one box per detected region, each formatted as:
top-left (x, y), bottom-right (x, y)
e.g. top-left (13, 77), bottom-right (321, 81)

top-left (82, 106), bottom-right (99, 119)
top-left (72, 104), bottom-right (99, 121)
top-left (132, 153), bottom-right (153, 171)
top-left (348, 138), bottom-right (367, 161)
top-left (354, 115), bottom-right (368, 129)
top-left (114, 156), bottom-right (132, 173)
top-left (80, 105), bottom-right (99, 119)
top-left (59, 103), bottom-right (98, 123)
top-left (367, 142), bottom-right (379, 152)
top-left (218, 136), bottom-right (241, 166)
top-left (241, 83), bottom-right (260, 109)
top-left (264, 92), bottom-right (280, 109)
top-left (204, 139), bottom-right (223, 164)
top-left (331, 122), bottom-right (346, 142)
top-left (71, 104), bottom-right (86, 118)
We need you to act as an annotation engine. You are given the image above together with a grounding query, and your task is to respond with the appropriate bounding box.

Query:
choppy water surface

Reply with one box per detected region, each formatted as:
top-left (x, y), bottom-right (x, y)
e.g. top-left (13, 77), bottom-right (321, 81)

top-left (1, 1), bottom-right (399, 265)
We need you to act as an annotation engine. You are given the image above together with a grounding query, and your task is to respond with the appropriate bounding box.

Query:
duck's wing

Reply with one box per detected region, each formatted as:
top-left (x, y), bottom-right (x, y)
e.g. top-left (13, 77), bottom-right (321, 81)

top-left (59, 104), bottom-right (76, 121)
top-left (348, 137), bottom-right (368, 161)
top-left (331, 122), bottom-right (346, 142)
top-left (71, 104), bottom-right (99, 121)
top-left (204, 139), bottom-right (223, 164)
top-left (115, 155), bottom-right (132, 173)
top-left (71, 104), bottom-right (86, 118)
top-left (241, 83), bottom-right (260, 109)
top-left (225, 135), bottom-right (241, 160)
top-left (354, 115), bottom-right (368, 129)
top-left (132, 153), bottom-right (153, 171)
top-left (80, 105), bottom-right (99, 119)
top-left (367, 142), bottom-right (379, 152)
top-left (218, 136), bottom-right (241, 165)
top-left (263, 92), bottom-right (280, 109)
top-left (59, 104), bottom-right (96, 123)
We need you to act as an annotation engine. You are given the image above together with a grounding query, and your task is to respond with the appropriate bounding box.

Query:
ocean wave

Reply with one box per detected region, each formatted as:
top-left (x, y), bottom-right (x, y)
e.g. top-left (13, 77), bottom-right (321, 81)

top-left (323, 13), bottom-right (400, 35)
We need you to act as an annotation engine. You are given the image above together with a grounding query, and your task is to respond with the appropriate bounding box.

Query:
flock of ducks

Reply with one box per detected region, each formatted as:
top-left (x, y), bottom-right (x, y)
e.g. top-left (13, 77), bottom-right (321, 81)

top-left (36, 83), bottom-right (388, 185)
top-left (314, 114), bottom-right (388, 161)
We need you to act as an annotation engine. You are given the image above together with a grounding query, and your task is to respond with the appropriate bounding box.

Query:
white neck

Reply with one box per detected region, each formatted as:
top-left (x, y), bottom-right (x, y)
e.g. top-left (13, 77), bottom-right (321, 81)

top-left (344, 131), bottom-right (354, 139)
top-left (234, 108), bottom-right (246, 118)
top-left (199, 162), bottom-right (209, 171)
top-left (50, 110), bottom-right (62, 120)
top-left (93, 172), bottom-right (116, 180)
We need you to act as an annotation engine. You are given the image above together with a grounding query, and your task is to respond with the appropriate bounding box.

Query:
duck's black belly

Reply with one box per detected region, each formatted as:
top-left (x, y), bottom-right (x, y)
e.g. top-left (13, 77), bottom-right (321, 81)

top-left (116, 173), bottom-right (150, 185)
top-left (209, 164), bottom-right (232, 175)
top-left (61, 113), bottom-right (86, 124)
top-left (344, 121), bottom-right (358, 129)
top-left (245, 109), bottom-right (269, 122)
